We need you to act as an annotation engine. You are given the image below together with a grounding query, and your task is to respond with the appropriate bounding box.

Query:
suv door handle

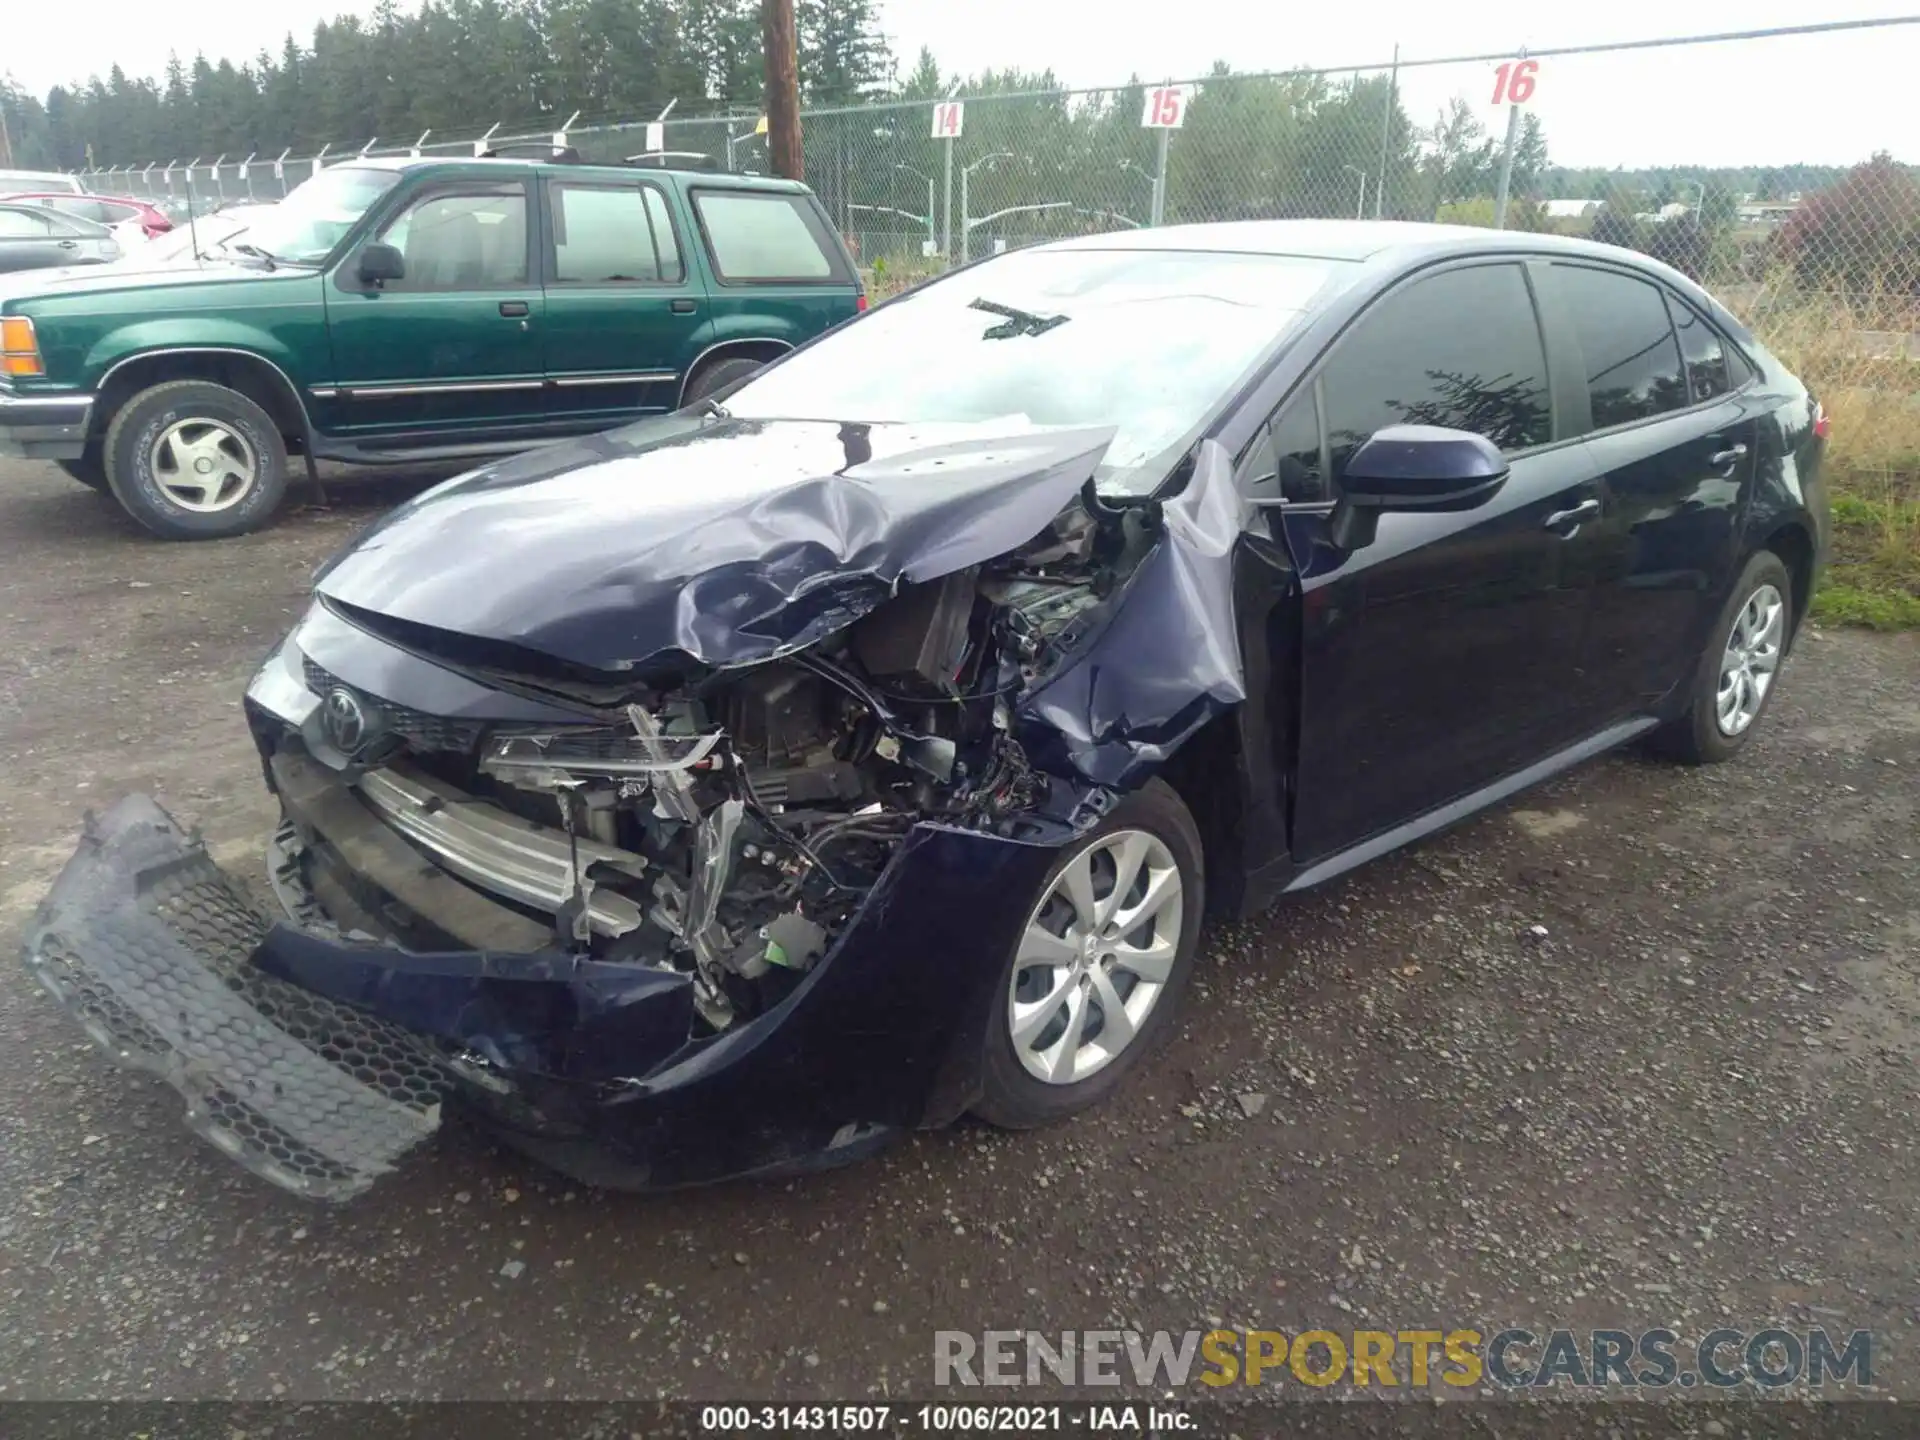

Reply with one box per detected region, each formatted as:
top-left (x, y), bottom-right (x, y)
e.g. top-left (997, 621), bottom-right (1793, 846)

top-left (499, 300), bottom-right (530, 318)
top-left (57, 239), bottom-right (78, 249)
top-left (1543, 498), bottom-right (1601, 531)
top-left (669, 298), bottom-right (698, 313)
top-left (1708, 443), bottom-right (1749, 467)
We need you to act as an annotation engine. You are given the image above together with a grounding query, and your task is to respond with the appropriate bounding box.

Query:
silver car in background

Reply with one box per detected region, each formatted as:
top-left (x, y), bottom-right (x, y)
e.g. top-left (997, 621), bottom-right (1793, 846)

top-left (0, 202), bottom-right (120, 274)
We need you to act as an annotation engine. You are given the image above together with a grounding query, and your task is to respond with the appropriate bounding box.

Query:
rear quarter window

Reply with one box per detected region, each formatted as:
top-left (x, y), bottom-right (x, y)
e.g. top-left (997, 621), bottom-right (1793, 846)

top-left (692, 190), bottom-right (844, 284)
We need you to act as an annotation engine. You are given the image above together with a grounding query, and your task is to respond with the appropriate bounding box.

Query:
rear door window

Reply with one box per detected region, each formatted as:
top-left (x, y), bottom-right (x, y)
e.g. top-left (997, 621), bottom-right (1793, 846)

top-left (0, 208), bottom-right (53, 237)
top-left (1317, 262), bottom-right (1552, 477)
top-left (1554, 264), bottom-right (1688, 429)
top-left (1666, 294), bottom-right (1734, 404)
top-left (548, 182), bottom-right (682, 284)
top-left (692, 190), bottom-right (842, 283)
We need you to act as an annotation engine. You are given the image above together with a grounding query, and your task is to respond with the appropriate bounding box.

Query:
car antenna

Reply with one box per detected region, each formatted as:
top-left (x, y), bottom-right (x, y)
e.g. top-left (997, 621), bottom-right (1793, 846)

top-left (185, 164), bottom-right (202, 261)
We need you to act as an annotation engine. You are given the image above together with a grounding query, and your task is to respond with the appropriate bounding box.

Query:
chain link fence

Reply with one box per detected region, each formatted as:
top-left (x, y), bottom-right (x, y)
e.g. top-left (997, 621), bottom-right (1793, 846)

top-left (75, 20), bottom-right (1918, 341)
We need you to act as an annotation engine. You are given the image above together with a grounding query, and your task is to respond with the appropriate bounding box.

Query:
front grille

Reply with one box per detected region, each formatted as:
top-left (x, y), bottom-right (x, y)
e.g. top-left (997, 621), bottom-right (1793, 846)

top-left (302, 657), bottom-right (484, 753)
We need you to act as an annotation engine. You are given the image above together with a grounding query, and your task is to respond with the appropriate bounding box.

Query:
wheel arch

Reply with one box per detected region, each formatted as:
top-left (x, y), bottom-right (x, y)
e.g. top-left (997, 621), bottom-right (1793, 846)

top-left (676, 338), bottom-right (793, 407)
top-left (89, 348), bottom-right (314, 454)
top-left (1760, 519), bottom-right (1817, 643)
top-left (1151, 712), bottom-right (1252, 922)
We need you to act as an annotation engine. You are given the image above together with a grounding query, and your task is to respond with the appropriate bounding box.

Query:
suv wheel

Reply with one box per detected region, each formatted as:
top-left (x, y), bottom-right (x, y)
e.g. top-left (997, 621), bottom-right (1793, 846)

top-left (683, 356), bottom-right (764, 407)
top-left (972, 779), bottom-right (1204, 1129)
top-left (103, 380), bottom-right (290, 540)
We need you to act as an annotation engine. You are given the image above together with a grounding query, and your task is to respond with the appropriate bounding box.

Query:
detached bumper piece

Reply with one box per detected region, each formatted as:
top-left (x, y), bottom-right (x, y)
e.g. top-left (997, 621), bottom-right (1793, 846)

top-left (22, 795), bottom-right (444, 1201)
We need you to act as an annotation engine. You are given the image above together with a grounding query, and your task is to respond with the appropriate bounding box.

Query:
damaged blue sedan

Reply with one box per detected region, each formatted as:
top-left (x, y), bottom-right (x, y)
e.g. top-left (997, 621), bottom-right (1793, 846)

top-left (25, 221), bottom-right (1828, 1200)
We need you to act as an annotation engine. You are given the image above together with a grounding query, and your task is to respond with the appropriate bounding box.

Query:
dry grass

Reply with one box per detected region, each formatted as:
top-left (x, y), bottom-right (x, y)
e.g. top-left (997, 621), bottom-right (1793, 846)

top-left (1739, 277), bottom-right (1920, 629)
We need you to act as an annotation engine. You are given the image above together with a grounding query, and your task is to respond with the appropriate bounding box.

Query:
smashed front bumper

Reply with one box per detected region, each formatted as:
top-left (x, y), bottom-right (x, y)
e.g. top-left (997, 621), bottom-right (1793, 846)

top-left (23, 796), bottom-right (445, 1201)
top-left (24, 788), bottom-right (1069, 1201)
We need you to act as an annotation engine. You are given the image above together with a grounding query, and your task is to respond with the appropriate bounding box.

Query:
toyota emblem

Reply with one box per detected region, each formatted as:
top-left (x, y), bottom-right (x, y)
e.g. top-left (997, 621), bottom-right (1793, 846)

top-left (321, 686), bottom-right (369, 753)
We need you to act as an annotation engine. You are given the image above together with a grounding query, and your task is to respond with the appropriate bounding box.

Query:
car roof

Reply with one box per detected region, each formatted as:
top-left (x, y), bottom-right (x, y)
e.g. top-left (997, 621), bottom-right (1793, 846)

top-left (0, 191), bottom-right (150, 205)
top-left (1042, 218), bottom-right (1662, 267)
top-left (342, 154), bottom-right (810, 192)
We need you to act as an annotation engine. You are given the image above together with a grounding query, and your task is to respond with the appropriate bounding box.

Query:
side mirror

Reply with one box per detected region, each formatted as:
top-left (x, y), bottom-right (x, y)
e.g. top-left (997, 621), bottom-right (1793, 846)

top-left (1329, 425), bottom-right (1509, 550)
top-left (357, 242), bottom-right (405, 288)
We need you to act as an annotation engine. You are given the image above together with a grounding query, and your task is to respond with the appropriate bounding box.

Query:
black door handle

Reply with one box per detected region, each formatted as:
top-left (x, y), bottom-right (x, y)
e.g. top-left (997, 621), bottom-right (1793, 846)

top-left (499, 300), bottom-right (530, 318)
top-left (670, 298), bottom-right (698, 314)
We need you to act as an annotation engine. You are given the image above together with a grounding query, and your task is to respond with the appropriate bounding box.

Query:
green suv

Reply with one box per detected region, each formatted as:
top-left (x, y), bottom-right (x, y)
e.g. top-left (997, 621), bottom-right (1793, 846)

top-left (0, 153), bottom-right (865, 538)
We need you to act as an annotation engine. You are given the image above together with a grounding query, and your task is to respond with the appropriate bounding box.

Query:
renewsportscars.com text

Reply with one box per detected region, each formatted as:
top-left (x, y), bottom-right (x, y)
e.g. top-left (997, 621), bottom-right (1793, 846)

top-left (934, 1327), bottom-right (1873, 1390)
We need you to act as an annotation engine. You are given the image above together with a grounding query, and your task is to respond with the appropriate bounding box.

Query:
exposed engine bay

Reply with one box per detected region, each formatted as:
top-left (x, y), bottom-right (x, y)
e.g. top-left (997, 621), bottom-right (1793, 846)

top-left (423, 482), bottom-right (1164, 1035)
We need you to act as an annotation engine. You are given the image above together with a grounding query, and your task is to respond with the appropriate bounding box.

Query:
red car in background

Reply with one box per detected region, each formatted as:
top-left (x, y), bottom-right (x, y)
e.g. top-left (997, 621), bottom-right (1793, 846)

top-left (0, 193), bottom-right (173, 241)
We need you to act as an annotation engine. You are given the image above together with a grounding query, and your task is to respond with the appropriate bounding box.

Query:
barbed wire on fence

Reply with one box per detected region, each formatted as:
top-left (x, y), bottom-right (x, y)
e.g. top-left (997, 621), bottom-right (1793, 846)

top-left (68, 17), bottom-right (1920, 337)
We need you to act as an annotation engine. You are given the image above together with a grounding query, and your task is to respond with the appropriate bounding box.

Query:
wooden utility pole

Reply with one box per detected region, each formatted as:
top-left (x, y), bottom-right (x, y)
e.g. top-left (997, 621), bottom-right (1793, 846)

top-left (761, 0), bottom-right (803, 181)
top-left (0, 100), bottom-right (14, 170)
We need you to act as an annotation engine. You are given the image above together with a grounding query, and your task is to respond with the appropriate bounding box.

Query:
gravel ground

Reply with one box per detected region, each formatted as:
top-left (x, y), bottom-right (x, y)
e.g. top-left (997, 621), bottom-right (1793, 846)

top-left (1, 460), bottom-right (1916, 1403)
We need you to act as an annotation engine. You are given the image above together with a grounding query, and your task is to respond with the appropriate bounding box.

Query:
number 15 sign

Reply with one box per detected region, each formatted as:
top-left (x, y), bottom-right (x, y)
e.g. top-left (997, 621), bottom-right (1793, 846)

top-left (1141, 85), bottom-right (1187, 129)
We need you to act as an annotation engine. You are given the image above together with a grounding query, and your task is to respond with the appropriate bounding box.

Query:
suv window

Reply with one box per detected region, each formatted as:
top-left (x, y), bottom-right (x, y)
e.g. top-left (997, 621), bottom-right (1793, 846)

top-left (693, 191), bottom-right (835, 282)
top-left (1555, 264), bottom-right (1687, 429)
top-left (1319, 262), bottom-right (1551, 476)
top-left (549, 182), bottom-right (682, 284)
top-left (377, 185), bottom-right (528, 291)
top-left (1666, 294), bottom-right (1733, 404)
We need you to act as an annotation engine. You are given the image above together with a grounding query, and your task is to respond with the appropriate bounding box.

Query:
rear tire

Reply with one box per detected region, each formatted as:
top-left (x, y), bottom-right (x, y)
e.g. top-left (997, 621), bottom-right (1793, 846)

top-left (972, 779), bottom-right (1204, 1130)
top-left (682, 356), bottom-right (764, 407)
top-left (1650, 549), bottom-right (1793, 765)
top-left (103, 380), bottom-right (289, 540)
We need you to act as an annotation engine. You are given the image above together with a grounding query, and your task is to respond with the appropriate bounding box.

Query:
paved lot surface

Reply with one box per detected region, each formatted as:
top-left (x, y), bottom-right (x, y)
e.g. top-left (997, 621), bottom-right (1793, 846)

top-left (1, 459), bottom-right (1917, 1402)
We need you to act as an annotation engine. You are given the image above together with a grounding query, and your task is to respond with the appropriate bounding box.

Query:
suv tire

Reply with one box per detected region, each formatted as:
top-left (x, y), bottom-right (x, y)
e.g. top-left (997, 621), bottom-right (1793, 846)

top-left (104, 380), bottom-right (290, 540)
top-left (683, 356), bottom-right (764, 407)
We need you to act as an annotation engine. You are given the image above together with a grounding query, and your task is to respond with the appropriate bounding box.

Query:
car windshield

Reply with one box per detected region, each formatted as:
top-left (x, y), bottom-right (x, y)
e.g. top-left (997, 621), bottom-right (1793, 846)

top-left (240, 167), bottom-right (400, 265)
top-left (722, 247), bottom-right (1346, 492)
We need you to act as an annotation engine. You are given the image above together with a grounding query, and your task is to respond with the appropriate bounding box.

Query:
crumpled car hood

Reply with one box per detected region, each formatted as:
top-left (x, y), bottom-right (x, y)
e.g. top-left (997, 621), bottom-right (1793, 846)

top-left (316, 416), bottom-right (1116, 672)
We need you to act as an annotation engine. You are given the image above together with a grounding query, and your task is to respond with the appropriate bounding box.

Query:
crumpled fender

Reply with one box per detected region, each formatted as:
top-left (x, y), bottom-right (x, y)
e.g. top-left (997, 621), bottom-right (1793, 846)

top-left (1015, 439), bottom-right (1249, 788)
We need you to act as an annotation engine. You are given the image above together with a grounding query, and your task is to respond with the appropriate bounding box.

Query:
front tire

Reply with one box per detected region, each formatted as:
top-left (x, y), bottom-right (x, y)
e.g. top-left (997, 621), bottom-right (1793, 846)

top-left (1651, 550), bottom-right (1793, 765)
top-left (103, 380), bottom-right (289, 540)
top-left (973, 778), bottom-right (1204, 1129)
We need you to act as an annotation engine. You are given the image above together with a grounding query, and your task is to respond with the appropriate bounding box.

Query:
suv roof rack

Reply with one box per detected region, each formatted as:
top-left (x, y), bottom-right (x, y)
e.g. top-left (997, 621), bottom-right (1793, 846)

top-left (624, 150), bottom-right (720, 171)
top-left (481, 143), bottom-right (586, 163)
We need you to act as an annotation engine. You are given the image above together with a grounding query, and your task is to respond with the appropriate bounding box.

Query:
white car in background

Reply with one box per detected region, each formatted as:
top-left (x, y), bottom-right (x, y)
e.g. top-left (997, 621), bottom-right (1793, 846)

top-left (124, 204), bottom-right (277, 266)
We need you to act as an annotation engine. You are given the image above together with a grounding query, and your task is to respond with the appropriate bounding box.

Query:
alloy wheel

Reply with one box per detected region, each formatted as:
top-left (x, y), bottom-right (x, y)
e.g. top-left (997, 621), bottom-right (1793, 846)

top-left (1007, 829), bottom-right (1184, 1086)
top-left (148, 418), bottom-right (259, 513)
top-left (1716, 582), bottom-right (1784, 737)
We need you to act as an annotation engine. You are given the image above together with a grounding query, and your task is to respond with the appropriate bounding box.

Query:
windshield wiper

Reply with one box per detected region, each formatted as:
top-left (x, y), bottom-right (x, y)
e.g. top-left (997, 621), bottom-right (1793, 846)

top-left (969, 297), bottom-right (1069, 339)
top-left (225, 242), bottom-right (279, 270)
top-left (693, 396), bottom-right (731, 420)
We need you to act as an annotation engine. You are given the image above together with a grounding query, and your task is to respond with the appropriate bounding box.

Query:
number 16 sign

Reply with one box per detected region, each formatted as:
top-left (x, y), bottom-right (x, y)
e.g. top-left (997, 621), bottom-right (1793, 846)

top-left (1491, 58), bottom-right (1539, 106)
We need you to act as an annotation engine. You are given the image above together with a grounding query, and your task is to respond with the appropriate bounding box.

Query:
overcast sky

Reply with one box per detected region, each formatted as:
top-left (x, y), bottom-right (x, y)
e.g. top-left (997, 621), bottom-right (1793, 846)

top-left (4, 1), bottom-right (1912, 167)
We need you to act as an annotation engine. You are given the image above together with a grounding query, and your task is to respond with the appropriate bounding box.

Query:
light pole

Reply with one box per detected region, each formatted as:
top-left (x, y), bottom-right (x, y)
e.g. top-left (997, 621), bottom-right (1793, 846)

top-left (894, 163), bottom-right (936, 252)
top-left (1342, 165), bottom-right (1368, 220)
top-left (960, 152), bottom-right (1018, 264)
top-left (1117, 159), bottom-right (1155, 225)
